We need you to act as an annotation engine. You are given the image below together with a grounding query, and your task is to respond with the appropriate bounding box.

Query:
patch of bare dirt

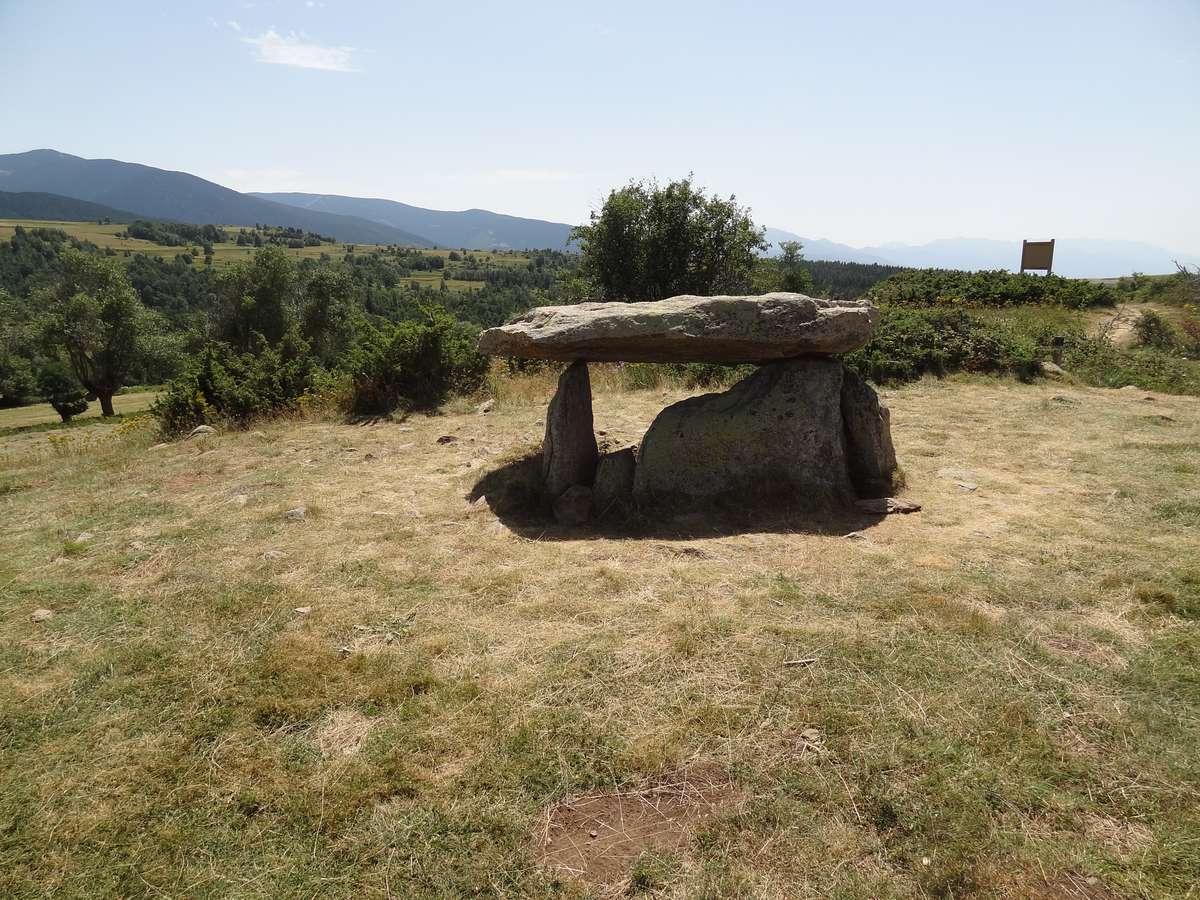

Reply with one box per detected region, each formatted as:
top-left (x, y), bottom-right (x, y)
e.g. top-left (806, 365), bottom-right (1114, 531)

top-left (1043, 634), bottom-right (1127, 669)
top-left (312, 708), bottom-right (374, 757)
top-left (535, 764), bottom-right (739, 891)
top-left (1026, 874), bottom-right (1125, 900)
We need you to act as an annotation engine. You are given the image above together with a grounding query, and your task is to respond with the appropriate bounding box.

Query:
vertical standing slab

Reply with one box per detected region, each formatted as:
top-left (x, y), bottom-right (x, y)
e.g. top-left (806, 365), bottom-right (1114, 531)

top-left (841, 368), bottom-right (898, 498)
top-left (542, 360), bottom-right (598, 501)
top-left (634, 358), bottom-right (856, 510)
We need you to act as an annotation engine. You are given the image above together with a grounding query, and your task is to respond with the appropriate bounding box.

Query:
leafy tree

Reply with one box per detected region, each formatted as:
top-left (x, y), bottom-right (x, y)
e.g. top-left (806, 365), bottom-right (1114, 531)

top-left (1, 290), bottom-right (38, 407)
top-left (41, 249), bottom-right (154, 417)
top-left (213, 244), bottom-right (298, 350)
top-left (571, 176), bottom-right (767, 300)
top-left (752, 240), bottom-right (814, 295)
top-left (776, 241), bottom-right (814, 293)
top-left (301, 265), bottom-right (356, 365)
top-left (38, 361), bottom-right (89, 422)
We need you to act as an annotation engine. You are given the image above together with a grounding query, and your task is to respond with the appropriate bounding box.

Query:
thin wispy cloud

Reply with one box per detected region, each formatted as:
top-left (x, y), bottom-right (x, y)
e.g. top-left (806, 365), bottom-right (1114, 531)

top-left (227, 20), bottom-right (241, 33)
top-left (243, 29), bottom-right (358, 72)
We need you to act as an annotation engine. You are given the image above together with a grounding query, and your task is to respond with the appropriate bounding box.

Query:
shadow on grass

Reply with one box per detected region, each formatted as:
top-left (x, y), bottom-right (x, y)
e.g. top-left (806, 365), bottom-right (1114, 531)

top-left (467, 451), bottom-right (886, 542)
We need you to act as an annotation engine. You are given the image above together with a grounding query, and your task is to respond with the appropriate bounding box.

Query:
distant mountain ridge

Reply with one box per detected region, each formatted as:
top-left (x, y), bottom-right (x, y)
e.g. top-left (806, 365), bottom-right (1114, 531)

top-left (2, 150), bottom-right (1194, 276)
top-left (0, 190), bottom-right (143, 223)
top-left (0, 150), bottom-right (434, 247)
top-left (251, 192), bottom-right (575, 251)
top-left (768, 228), bottom-right (1198, 278)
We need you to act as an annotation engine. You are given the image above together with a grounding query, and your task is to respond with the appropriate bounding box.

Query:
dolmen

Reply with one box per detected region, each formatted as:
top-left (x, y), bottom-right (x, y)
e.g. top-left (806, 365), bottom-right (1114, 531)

top-left (477, 292), bottom-right (901, 523)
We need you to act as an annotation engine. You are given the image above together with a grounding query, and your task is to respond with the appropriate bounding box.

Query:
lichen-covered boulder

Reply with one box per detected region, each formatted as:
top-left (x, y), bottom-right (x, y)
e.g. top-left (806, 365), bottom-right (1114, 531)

top-left (634, 359), bottom-right (856, 510)
top-left (478, 294), bottom-right (877, 363)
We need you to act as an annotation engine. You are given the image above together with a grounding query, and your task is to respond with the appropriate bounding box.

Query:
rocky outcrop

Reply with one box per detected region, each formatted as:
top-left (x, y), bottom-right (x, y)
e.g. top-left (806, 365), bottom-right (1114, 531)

top-left (634, 359), bottom-right (857, 510)
top-left (542, 360), bottom-right (598, 501)
top-left (478, 294), bottom-right (877, 363)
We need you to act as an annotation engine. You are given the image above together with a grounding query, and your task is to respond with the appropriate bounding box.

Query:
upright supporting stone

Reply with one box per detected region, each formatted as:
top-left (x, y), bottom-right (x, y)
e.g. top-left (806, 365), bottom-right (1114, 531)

top-left (840, 368), bottom-right (898, 498)
top-left (542, 360), bottom-right (598, 501)
top-left (592, 446), bottom-right (637, 517)
top-left (634, 358), bottom-right (856, 511)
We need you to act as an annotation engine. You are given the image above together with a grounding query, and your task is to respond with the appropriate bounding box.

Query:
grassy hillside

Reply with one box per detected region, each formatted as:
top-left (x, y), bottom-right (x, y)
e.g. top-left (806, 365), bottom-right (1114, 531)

top-left (1, 374), bottom-right (1197, 897)
top-left (0, 191), bottom-right (142, 223)
top-left (0, 218), bottom-right (537, 294)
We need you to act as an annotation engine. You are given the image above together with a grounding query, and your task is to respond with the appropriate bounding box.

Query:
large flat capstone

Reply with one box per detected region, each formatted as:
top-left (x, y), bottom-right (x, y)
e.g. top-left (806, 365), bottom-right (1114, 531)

top-left (477, 293), bottom-right (878, 363)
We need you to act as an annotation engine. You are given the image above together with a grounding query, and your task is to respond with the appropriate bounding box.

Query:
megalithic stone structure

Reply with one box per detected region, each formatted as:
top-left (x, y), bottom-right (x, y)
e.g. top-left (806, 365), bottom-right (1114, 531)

top-left (477, 292), bottom-right (902, 522)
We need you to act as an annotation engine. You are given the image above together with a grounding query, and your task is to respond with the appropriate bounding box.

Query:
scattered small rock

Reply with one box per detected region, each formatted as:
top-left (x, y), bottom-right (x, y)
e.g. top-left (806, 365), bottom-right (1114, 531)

top-left (1040, 360), bottom-right (1066, 376)
top-left (436, 434), bottom-right (458, 445)
top-left (294, 606), bottom-right (312, 615)
top-left (476, 399), bottom-right (494, 414)
top-left (970, 530), bottom-right (991, 539)
top-left (855, 497), bottom-right (921, 515)
top-left (844, 531), bottom-right (868, 541)
top-left (30, 608), bottom-right (55, 623)
top-left (75, 531), bottom-right (94, 543)
top-left (955, 481), bottom-right (978, 492)
top-left (187, 425), bottom-right (217, 439)
top-left (261, 549), bottom-right (287, 560)
top-left (128, 540), bottom-right (147, 552)
top-left (249, 431), bottom-right (268, 439)
top-left (796, 727), bottom-right (826, 753)
top-left (1050, 394), bottom-right (1078, 405)
top-left (553, 485), bottom-right (593, 526)
top-left (284, 506), bottom-right (307, 520)
top-left (148, 442), bottom-right (171, 451)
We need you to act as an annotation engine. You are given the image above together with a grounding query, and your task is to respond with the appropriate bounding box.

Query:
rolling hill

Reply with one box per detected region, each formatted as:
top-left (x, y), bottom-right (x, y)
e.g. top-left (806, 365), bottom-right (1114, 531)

top-left (0, 150), bottom-right (433, 247)
top-left (252, 192), bottom-right (575, 251)
top-left (0, 191), bottom-right (143, 223)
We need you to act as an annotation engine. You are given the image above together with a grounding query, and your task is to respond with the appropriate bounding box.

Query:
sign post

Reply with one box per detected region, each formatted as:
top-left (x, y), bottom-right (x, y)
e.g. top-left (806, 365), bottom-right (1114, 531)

top-left (1020, 239), bottom-right (1055, 275)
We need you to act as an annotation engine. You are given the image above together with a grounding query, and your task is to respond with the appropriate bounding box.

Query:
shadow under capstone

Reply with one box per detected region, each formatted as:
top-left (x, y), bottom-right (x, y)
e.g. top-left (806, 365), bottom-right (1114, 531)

top-left (467, 451), bottom-right (887, 542)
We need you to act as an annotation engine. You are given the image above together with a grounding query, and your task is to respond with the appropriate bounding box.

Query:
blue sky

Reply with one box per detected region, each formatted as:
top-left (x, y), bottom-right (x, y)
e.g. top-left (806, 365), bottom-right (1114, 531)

top-left (2, 0), bottom-right (1198, 251)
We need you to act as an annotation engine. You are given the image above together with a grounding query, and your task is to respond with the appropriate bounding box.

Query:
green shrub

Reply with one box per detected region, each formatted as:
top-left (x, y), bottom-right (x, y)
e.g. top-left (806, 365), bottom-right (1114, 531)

top-left (866, 268), bottom-right (1115, 310)
top-left (38, 362), bottom-right (89, 422)
top-left (1134, 310), bottom-right (1180, 350)
top-left (345, 311), bottom-right (488, 417)
top-left (1060, 338), bottom-right (1199, 394)
top-left (845, 306), bottom-right (1040, 384)
top-left (153, 329), bottom-right (319, 435)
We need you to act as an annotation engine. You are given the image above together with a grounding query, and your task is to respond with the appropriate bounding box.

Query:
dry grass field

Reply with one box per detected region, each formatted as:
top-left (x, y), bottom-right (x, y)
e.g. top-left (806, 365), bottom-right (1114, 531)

top-left (1, 373), bottom-right (1198, 898)
top-left (0, 390), bottom-right (159, 431)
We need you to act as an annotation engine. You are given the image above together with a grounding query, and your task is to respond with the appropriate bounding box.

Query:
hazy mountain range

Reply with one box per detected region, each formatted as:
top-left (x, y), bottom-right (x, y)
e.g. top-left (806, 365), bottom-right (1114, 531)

top-left (1, 150), bottom-right (1195, 277)
top-left (250, 192), bottom-right (574, 254)
top-left (764, 228), bottom-right (1200, 278)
